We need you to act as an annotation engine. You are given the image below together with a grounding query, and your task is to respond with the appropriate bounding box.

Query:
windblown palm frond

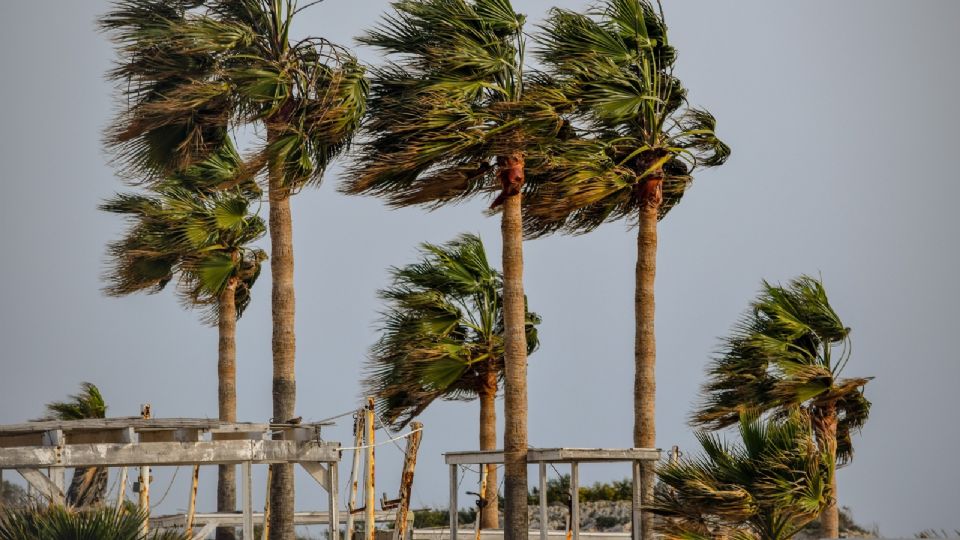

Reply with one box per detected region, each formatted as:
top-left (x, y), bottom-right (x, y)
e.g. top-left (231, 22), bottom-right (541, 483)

top-left (365, 234), bottom-right (540, 427)
top-left (101, 177), bottom-right (266, 325)
top-left (342, 0), bottom-right (566, 207)
top-left (692, 276), bottom-right (871, 465)
top-left (523, 0), bottom-right (730, 236)
top-left (654, 412), bottom-right (829, 540)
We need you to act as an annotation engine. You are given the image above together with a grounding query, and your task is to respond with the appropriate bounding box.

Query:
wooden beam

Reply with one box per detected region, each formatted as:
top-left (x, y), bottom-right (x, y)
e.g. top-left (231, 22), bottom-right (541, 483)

top-left (328, 460), bottom-right (340, 540)
top-left (193, 523), bottom-right (218, 539)
top-left (631, 461), bottom-right (641, 540)
top-left (242, 461), bottom-right (253, 540)
top-left (0, 440), bottom-right (340, 468)
top-left (16, 468), bottom-right (64, 503)
top-left (186, 465), bottom-right (200, 537)
top-left (300, 462), bottom-right (329, 489)
top-left (539, 462), bottom-right (548, 540)
top-left (393, 422), bottom-right (422, 540)
top-left (443, 448), bottom-right (661, 466)
top-left (571, 462), bottom-right (579, 540)
top-left (449, 464), bottom-right (458, 540)
top-left (116, 467), bottom-right (128, 511)
top-left (365, 398), bottom-right (376, 540)
top-left (150, 510), bottom-right (401, 528)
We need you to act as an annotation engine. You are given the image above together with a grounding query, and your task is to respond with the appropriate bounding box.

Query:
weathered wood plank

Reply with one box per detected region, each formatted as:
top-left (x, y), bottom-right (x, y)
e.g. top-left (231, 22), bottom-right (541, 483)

top-left (300, 462), bottom-right (329, 489)
top-left (16, 468), bottom-right (64, 503)
top-left (443, 448), bottom-right (661, 465)
top-left (0, 440), bottom-right (340, 468)
top-left (151, 510), bottom-right (402, 528)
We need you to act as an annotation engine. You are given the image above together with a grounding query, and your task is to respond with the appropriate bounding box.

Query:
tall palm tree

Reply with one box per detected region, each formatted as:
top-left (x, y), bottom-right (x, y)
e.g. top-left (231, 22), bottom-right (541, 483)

top-left (653, 412), bottom-right (830, 540)
top-left (343, 3), bottom-right (567, 536)
top-left (100, 3), bottom-right (367, 535)
top-left (691, 276), bottom-right (872, 538)
top-left (365, 234), bottom-right (540, 529)
top-left (523, 3), bottom-right (730, 535)
top-left (102, 169), bottom-right (265, 540)
top-left (40, 383), bottom-right (109, 508)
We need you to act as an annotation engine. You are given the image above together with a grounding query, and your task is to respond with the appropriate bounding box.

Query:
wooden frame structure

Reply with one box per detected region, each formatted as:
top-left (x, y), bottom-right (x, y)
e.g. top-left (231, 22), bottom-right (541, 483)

top-left (444, 448), bottom-right (660, 540)
top-left (0, 417), bottom-right (341, 540)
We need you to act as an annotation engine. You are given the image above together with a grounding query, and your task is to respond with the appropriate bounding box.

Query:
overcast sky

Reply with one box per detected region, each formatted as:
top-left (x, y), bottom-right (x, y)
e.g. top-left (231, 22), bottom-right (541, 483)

top-left (1, 1), bottom-right (958, 536)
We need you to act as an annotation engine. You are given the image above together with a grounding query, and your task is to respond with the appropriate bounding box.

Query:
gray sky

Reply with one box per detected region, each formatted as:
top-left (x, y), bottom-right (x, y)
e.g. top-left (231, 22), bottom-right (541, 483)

top-left (1, 1), bottom-right (958, 536)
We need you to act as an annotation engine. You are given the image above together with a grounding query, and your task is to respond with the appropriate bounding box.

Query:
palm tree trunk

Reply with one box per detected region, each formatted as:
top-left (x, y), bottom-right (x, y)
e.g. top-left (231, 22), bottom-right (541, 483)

top-left (479, 369), bottom-right (499, 530)
top-left (499, 154), bottom-right (529, 540)
top-left (268, 154), bottom-right (297, 540)
top-left (634, 174), bottom-right (661, 540)
top-left (217, 279), bottom-right (239, 540)
top-left (817, 403), bottom-right (840, 538)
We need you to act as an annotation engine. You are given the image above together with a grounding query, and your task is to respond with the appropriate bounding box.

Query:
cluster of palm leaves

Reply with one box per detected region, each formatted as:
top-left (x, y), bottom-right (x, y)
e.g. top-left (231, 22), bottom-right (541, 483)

top-left (653, 412), bottom-right (830, 540)
top-left (0, 505), bottom-right (188, 540)
top-left (39, 383), bottom-right (110, 509)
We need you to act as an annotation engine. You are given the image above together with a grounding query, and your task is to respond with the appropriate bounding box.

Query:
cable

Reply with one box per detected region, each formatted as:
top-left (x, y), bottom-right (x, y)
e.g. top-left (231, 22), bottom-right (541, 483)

top-left (150, 466), bottom-right (180, 509)
top-left (374, 410), bottom-right (409, 454)
top-left (339, 426), bottom-right (423, 451)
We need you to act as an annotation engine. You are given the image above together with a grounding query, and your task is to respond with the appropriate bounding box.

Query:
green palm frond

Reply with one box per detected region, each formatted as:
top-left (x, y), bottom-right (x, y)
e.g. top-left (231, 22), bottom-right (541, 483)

top-left (692, 276), bottom-right (872, 469)
top-left (365, 234), bottom-right (540, 427)
top-left (654, 413), bottom-right (829, 540)
top-left (0, 504), bottom-right (189, 540)
top-left (522, 0), bottom-right (729, 237)
top-left (100, 0), bottom-right (367, 190)
top-left (40, 383), bottom-right (107, 421)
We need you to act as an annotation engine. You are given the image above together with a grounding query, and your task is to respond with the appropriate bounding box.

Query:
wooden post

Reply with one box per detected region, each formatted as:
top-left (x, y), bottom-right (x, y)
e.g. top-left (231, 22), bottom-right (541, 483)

top-left (474, 465), bottom-right (486, 540)
top-left (139, 404), bottom-right (151, 536)
top-left (329, 461), bottom-right (340, 540)
top-left (186, 465), bottom-right (200, 538)
top-left (116, 467), bottom-right (128, 511)
top-left (394, 422), bottom-right (422, 540)
top-left (346, 411), bottom-right (364, 540)
top-left (242, 461), bottom-right (253, 540)
top-left (261, 466), bottom-right (273, 540)
top-left (539, 462), bottom-right (548, 540)
top-left (449, 464), bottom-right (458, 540)
top-left (365, 398), bottom-right (376, 540)
top-left (570, 462), bottom-right (579, 540)
top-left (43, 430), bottom-right (64, 506)
top-left (631, 460), bottom-right (641, 540)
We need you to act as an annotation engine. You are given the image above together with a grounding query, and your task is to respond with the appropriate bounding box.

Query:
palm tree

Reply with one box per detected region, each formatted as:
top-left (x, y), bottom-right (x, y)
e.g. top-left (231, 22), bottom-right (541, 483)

top-left (365, 234), bottom-right (540, 529)
top-left (100, 3), bottom-right (367, 535)
top-left (102, 169), bottom-right (265, 540)
top-left (524, 2), bottom-right (730, 534)
top-left (653, 412), bottom-right (830, 540)
top-left (343, 2), bottom-right (570, 535)
top-left (0, 505), bottom-right (189, 540)
top-left (39, 383), bottom-right (109, 508)
top-left (691, 276), bottom-right (872, 538)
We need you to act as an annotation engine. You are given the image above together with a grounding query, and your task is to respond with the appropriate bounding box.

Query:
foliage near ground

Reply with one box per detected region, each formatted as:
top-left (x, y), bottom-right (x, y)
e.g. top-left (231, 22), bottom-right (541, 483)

top-left (0, 505), bottom-right (188, 540)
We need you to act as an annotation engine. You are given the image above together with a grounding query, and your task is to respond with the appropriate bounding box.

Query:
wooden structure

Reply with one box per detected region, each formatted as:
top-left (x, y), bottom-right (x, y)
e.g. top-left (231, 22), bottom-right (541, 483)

top-left (444, 448), bottom-right (661, 540)
top-left (0, 417), bottom-right (340, 540)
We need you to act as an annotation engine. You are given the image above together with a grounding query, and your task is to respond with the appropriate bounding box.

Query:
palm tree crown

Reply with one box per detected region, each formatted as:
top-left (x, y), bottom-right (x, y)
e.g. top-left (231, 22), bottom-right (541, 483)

top-left (365, 233), bottom-right (540, 427)
top-left (654, 412), bottom-right (830, 540)
top-left (524, 0), bottom-right (730, 233)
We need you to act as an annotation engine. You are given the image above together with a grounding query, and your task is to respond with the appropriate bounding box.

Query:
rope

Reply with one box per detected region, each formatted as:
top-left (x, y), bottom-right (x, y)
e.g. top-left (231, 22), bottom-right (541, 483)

top-left (339, 427), bottom-right (423, 451)
top-left (374, 410), bottom-right (409, 454)
top-left (150, 466), bottom-right (180, 509)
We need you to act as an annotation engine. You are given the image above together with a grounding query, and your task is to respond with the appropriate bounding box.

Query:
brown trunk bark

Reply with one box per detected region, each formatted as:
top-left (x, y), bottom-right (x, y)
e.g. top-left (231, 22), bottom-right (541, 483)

top-left (817, 403), bottom-right (840, 538)
top-left (479, 369), bottom-right (499, 530)
top-left (499, 154), bottom-right (529, 540)
top-left (217, 279), bottom-right (239, 540)
top-left (634, 172), bottom-right (661, 540)
top-left (268, 155), bottom-right (297, 540)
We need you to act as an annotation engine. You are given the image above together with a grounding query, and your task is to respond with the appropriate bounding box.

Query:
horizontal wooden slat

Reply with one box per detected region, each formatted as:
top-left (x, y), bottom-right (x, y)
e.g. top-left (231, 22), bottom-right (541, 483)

top-left (0, 440), bottom-right (340, 468)
top-left (444, 448), bottom-right (661, 465)
top-left (151, 510), bottom-right (405, 528)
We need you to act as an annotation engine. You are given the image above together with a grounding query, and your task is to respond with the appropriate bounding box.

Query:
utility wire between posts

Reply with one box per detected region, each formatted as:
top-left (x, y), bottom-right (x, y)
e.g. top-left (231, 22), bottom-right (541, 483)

top-left (150, 466), bottom-right (180, 509)
top-left (339, 426), bottom-right (423, 451)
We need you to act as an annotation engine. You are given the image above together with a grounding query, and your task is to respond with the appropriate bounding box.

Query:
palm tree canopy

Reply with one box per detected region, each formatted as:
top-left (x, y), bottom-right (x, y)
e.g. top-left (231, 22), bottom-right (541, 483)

top-left (342, 0), bottom-right (565, 208)
top-left (100, 0), bottom-right (367, 190)
top-left (40, 383), bottom-right (107, 421)
top-left (692, 276), bottom-right (872, 464)
top-left (654, 412), bottom-right (829, 540)
top-left (101, 173), bottom-right (267, 324)
top-left (364, 234), bottom-right (541, 427)
top-left (522, 0), bottom-right (730, 236)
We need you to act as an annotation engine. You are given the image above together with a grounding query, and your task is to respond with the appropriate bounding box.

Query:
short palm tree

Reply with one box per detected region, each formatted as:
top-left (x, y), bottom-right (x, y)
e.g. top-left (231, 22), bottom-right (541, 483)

top-left (691, 276), bottom-right (872, 538)
top-left (365, 234), bottom-right (540, 529)
top-left (0, 505), bottom-right (188, 540)
top-left (654, 412), bottom-right (829, 540)
top-left (343, 1), bottom-right (568, 536)
top-left (39, 383), bottom-right (108, 508)
top-left (102, 167), bottom-right (265, 540)
top-left (100, 4), bottom-right (367, 534)
top-left (524, 3), bottom-right (730, 534)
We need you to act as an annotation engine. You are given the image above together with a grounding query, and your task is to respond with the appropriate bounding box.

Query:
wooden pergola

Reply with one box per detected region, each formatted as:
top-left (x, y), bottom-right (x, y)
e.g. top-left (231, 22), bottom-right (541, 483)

top-left (0, 417), bottom-right (341, 540)
top-left (444, 448), bottom-right (661, 540)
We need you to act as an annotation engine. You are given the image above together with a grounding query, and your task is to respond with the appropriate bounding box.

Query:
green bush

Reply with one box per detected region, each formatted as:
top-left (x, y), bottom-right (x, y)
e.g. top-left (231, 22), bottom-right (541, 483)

top-left (0, 505), bottom-right (188, 540)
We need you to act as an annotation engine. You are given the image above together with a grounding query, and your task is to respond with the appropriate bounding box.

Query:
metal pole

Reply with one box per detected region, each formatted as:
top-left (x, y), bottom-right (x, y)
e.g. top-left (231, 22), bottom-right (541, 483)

top-left (449, 464), bottom-right (459, 540)
top-left (570, 462), bottom-right (579, 540)
top-left (365, 398), bottom-right (376, 540)
top-left (539, 462), bottom-right (547, 540)
top-left (631, 461), bottom-right (641, 540)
